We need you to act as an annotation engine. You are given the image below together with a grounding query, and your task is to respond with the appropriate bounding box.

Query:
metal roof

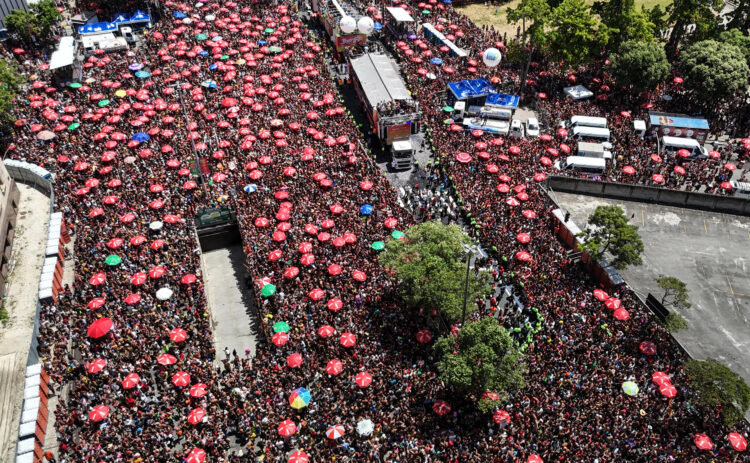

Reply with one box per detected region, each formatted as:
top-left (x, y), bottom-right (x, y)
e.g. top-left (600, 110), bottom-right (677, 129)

top-left (350, 53), bottom-right (411, 106)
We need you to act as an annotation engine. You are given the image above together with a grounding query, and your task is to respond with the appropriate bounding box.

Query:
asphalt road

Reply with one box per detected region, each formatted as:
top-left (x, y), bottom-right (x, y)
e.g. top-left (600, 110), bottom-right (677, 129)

top-left (553, 192), bottom-right (750, 390)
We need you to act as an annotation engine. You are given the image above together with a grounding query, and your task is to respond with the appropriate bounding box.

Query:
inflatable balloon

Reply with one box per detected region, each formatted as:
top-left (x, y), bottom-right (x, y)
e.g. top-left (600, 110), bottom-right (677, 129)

top-left (339, 16), bottom-right (357, 34)
top-left (357, 16), bottom-right (374, 35)
top-left (482, 48), bottom-right (502, 67)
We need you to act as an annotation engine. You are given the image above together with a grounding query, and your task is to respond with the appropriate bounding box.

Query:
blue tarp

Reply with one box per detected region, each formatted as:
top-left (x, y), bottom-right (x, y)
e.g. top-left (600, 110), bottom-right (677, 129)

top-left (128, 10), bottom-right (150, 23)
top-left (112, 14), bottom-right (129, 23)
top-left (78, 22), bottom-right (117, 35)
top-left (485, 93), bottom-right (519, 108)
top-left (447, 78), bottom-right (496, 100)
top-left (649, 112), bottom-right (709, 130)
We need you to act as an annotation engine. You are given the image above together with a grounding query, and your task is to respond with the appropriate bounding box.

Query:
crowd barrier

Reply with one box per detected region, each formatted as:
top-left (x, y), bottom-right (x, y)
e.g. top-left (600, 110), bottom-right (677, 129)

top-left (544, 176), bottom-right (750, 216)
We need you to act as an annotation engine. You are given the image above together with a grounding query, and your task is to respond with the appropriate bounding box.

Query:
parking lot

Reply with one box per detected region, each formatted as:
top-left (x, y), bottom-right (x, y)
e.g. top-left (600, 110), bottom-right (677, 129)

top-left (553, 192), bottom-right (750, 386)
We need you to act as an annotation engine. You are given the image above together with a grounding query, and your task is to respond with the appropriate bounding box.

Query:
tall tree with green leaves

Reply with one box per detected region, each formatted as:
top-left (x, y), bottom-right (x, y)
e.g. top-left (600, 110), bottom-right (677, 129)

top-left (592, 0), bottom-right (656, 50)
top-left (5, 9), bottom-right (38, 43)
top-left (506, 0), bottom-right (551, 98)
top-left (0, 60), bottom-right (26, 93)
top-left (666, 0), bottom-right (723, 57)
top-left (31, 0), bottom-right (61, 42)
top-left (579, 205), bottom-right (644, 269)
top-left (380, 222), bottom-right (490, 323)
top-left (656, 275), bottom-right (691, 310)
top-left (677, 40), bottom-right (749, 101)
top-left (0, 61), bottom-right (24, 139)
top-left (719, 28), bottom-right (750, 68)
top-left (548, 0), bottom-right (612, 66)
top-left (684, 359), bottom-right (750, 426)
top-left (610, 40), bottom-right (670, 91)
top-left (434, 318), bottom-right (524, 408)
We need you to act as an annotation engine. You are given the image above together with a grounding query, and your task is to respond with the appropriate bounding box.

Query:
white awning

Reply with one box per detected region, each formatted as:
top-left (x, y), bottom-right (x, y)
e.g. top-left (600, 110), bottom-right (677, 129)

top-left (350, 53), bottom-right (411, 106)
top-left (48, 37), bottom-right (76, 70)
top-left (386, 7), bottom-right (414, 23)
top-left (563, 85), bottom-right (593, 100)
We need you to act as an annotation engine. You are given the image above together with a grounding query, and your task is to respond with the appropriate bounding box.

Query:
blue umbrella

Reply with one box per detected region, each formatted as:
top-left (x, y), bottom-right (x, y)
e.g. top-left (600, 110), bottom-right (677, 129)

top-left (173, 11), bottom-right (186, 18)
top-left (199, 50), bottom-right (209, 56)
top-left (209, 64), bottom-right (218, 70)
top-left (430, 58), bottom-right (443, 66)
top-left (135, 71), bottom-right (151, 79)
top-left (374, 22), bottom-right (383, 31)
top-left (360, 204), bottom-right (374, 215)
top-left (258, 40), bottom-right (267, 46)
top-left (211, 35), bottom-right (223, 42)
top-left (201, 80), bottom-right (218, 89)
top-left (243, 184), bottom-right (258, 194)
top-left (132, 132), bottom-right (150, 142)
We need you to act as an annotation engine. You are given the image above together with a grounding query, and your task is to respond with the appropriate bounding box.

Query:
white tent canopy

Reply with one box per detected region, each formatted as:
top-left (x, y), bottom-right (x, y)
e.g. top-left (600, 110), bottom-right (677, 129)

top-left (386, 7), bottom-right (414, 23)
top-left (563, 85), bottom-right (594, 100)
top-left (48, 37), bottom-right (76, 70)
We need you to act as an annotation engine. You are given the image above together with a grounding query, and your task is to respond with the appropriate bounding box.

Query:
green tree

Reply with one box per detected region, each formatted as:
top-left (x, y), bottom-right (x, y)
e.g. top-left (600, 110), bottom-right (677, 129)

top-left (5, 9), bottom-right (38, 43)
top-left (725, 0), bottom-right (750, 32)
top-left (610, 40), bottom-right (670, 91)
top-left (580, 205), bottom-right (644, 269)
top-left (0, 60), bottom-right (26, 93)
top-left (0, 62), bottom-right (24, 138)
top-left (434, 318), bottom-right (524, 405)
top-left (506, 0), bottom-right (551, 97)
top-left (380, 222), bottom-right (491, 323)
top-left (656, 275), bottom-right (691, 310)
top-left (662, 312), bottom-right (688, 333)
top-left (684, 359), bottom-right (750, 426)
top-left (719, 28), bottom-right (750, 68)
top-left (30, 0), bottom-right (61, 41)
top-left (592, 0), bottom-right (656, 50)
top-left (666, 0), bottom-right (723, 57)
top-left (677, 40), bottom-right (750, 101)
top-left (548, 0), bottom-right (612, 66)
top-left (648, 5), bottom-right (668, 38)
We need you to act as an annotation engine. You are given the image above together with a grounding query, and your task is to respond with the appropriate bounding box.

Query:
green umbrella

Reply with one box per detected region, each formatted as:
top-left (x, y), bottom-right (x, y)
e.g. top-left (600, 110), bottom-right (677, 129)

top-left (442, 106), bottom-right (453, 112)
top-left (98, 99), bottom-right (110, 107)
top-left (422, 9), bottom-right (430, 14)
top-left (68, 82), bottom-right (82, 88)
top-left (268, 46), bottom-right (282, 53)
top-left (194, 33), bottom-right (208, 40)
top-left (105, 255), bottom-right (122, 266)
top-left (260, 284), bottom-right (276, 297)
top-left (391, 230), bottom-right (405, 240)
top-left (67, 122), bottom-right (80, 131)
top-left (264, 27), bottom-right (274, 33)
top-left (621, 381), bottom-right (639, 396)
top-left (220, 55), bottom-right (229, 60)
top-left (273, 321), bottom-right (290, 333)
top-left (371, 241), bottom-right (385, 251)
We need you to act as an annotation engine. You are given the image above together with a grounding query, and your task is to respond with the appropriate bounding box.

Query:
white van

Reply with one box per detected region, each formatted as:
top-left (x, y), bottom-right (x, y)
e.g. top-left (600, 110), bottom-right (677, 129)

top-left (577, 142), bottom-right (612, 162)
top-left (510, 119), bottom-right (524, 138)
top-left (525, 117), bottom-right (540, 137)
top-left (661, 136), bottom-right (706, 158)
top-left (730, 181), bottom-right (750, 197)
top-left (562, 115), bottom-right (608, 129)
top-left (571, 125), bottom-right (610, 142)
top-left (555, 156), bottom-right (606, 177)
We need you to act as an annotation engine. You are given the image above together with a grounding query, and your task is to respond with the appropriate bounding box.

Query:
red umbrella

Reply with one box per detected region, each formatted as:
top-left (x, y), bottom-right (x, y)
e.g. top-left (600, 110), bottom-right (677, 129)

top-left (287, 353), bottom-right (303, 368)
top-left (432, 400), bottom-right (451, 415)
top-left (604, 298), bottom-right (621, 310)
top-left (652, 174), bottom-right (665, 183)
top-left (493, 409), bottom-right (510, 425)
top-left (613, 308), bottom-right (630, 321)
top-left (724, 163), bottom-right (737, 171)
top-left (652, 371), bottom-right (671, 386)
top-left (516, 232), bottom-right (531, 243)
top-left (673, 76), bottom-right (683, 84)
top-left (707, 150), bottom-right (721, 159)
top-left (272, 331), bottom-right (289, 346)
top-left (639, 341), bottom-right (657, 355)
top-left (89, 405), bottom-right (110, 422)
top-left (122, 373), bottom-right (140, 389)
top-left (89, 272), bottom-right (106, 286)
top-left (622, 166), bottom-right (636, 175)
top-left (86, 358), bottom-right (107, 373)
top-left (326, 424), bottom-right (346, 439)
top-left (172, 371), bottom-right (191, 387)
top-left (677, 149), bottom-right (690, 158)
top-left (659, 383), bottom-right (677, 398)
top-left (326, 359), bottom-right (343, 375)
top-left (384, 217), bottom-right (399, 229)
top-left (352, 270), bottom-right (367, 282)
top-left (355, 371), bottom-right (372, 388)
top-left (284, 266), bottom-right (300, 279)
top-left (130, 272), bottom-right (147, 285)
top-left (157, 353), bottom-right (178, 366)
top-left (278, 419), bottom-right (297, 437)
top-left (318, 325), bottom-right (335, 338)
top-left (340, 332), bottom-right (357, 347)
top-left (181, 274), bottom-right (197, 284)
top-left (130, 235), bottom-right (147, 246)
top-left (328, 264), bottom-right (342, 276)
top-left (516, 251), bottom-right (531, 261)
top-left (415, 329), bottom-right (433, 343)
top-left (327, 298), bottom-right (343, 312)
top-left (170, 328), bottom-right (188, 343)
top-left (87, 318), bottom-right (113, 338)
top-left (148, 266), bottom-right (166, 279)
top-left (721, 181), bottom-right (733, 190)
top-left (288, 450), bottom-right (309, 463)
top-left (694, 433), bottom-right (713, 450)
top-left (527, 455), bottom-right (543, 463)
top-left (186, 448), bottom-right (206, 463)
top-left (298, 241), bottom-right (313, 253)
top-left (522, 209), bottom-right (537, 219)
top-left (124, 293), bottom-right (141, 305)
top-left (728, 433), bottom-right (747, 451)
top-left (592, 289), bottom-right (609, 301)
top-left (308, 288), bottom-right (325, 300)
top-left (455, 152), bottom-right (472, 163)
top-left (88, 297), bottom-right (106, 310)
top-left (187, 407), bottom-right (206, 425)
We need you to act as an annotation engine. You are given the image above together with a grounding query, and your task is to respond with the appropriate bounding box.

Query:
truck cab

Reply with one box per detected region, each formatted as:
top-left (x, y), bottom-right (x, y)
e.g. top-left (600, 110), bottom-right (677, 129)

top-left (510, 119), bottom-right (524, 138)
top-left (391, 139), bottom-right (414, 170)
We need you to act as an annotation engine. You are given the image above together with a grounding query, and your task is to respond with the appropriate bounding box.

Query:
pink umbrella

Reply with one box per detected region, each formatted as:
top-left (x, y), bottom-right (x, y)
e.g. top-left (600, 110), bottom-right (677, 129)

top-left (516, 251), bottom-right (531, 261)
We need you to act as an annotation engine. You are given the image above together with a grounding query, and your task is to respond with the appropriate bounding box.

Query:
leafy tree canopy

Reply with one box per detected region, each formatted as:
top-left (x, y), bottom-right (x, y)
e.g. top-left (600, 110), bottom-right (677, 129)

top-left (684, 359), bottom-right (750, 426)
top-left (506, 0), bottom-right (551, 48)
top-left (580, 205), bottom-right (643, 269)
top-left (677, 40), bottom-right (750, 101)
top-left (5, 9), bottom-right (38, 43)
top-left (656, 275), bottom-right (691, 310)
top-left (719, 28), bottom-right (750, 68)
top-left (548, 0), bottom-right (612, 66)
top-left (610, 40), bottom-right (670, 91)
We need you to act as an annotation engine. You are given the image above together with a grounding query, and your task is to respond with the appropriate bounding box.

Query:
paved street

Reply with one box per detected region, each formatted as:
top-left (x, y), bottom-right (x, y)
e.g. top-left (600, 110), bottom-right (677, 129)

top-left (553, 192), bottom-right (750, 389)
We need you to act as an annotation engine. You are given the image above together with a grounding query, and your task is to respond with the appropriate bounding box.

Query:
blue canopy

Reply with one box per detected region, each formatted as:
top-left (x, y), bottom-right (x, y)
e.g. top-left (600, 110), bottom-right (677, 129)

top-left (258, 40), bottom-right (267, 46)
top-left (648, 112), bottom-right (709, 130)
top-left (199, 50), bottom-right (209, 56)
top-left (208, 64), bottom-right (218, 70)
top-left (430, 58), bottom-right (443, 66)
top-left (447, 78), bottom-right (496, 100)
top-left (360, 204), bottom-right (374, 215)
top-left (112, 14), bottom-right (129, 23)
top-left (132, 132), bottom-right (150, 142)
top-left (173, 11), bottom-right (186, 18)
top-left (78, 22), bottom-right (117, 35)
top-left (135, 71), bottom-right (151, 79)
top-left (485, 93), bottom-right (519, 109)
top-left (128, 10), bottom-right (150, 23)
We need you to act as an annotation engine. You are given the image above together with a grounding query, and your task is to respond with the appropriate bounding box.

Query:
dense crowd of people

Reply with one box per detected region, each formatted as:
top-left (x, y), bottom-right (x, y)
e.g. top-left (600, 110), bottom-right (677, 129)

top-left (3, 0), bottom-right (749, 462)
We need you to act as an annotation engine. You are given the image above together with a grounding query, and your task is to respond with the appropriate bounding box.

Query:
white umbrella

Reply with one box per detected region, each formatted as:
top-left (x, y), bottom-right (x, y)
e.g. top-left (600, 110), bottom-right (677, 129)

top-left (243, 184), bottom-right (258, 193)
top-left (205, 14), bottom-right (215, 21)
top-left (356, 419), bottom-right (374, 436)
top-left (156, 287), bottom-right (173, 300)
top-left (149, 221), bottom-right (164, 231)
top-left (426, 72), bottom-right (436, 80)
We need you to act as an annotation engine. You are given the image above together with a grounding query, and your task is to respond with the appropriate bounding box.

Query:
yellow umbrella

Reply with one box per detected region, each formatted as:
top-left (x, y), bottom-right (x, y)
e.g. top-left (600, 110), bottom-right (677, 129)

top-left (115, 89), bottom-right (127, 98)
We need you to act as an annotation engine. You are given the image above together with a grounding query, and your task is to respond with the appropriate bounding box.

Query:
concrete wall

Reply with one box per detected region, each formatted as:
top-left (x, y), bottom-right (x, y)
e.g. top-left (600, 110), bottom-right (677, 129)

top-left (545, 176), bottom-right (750, 216)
